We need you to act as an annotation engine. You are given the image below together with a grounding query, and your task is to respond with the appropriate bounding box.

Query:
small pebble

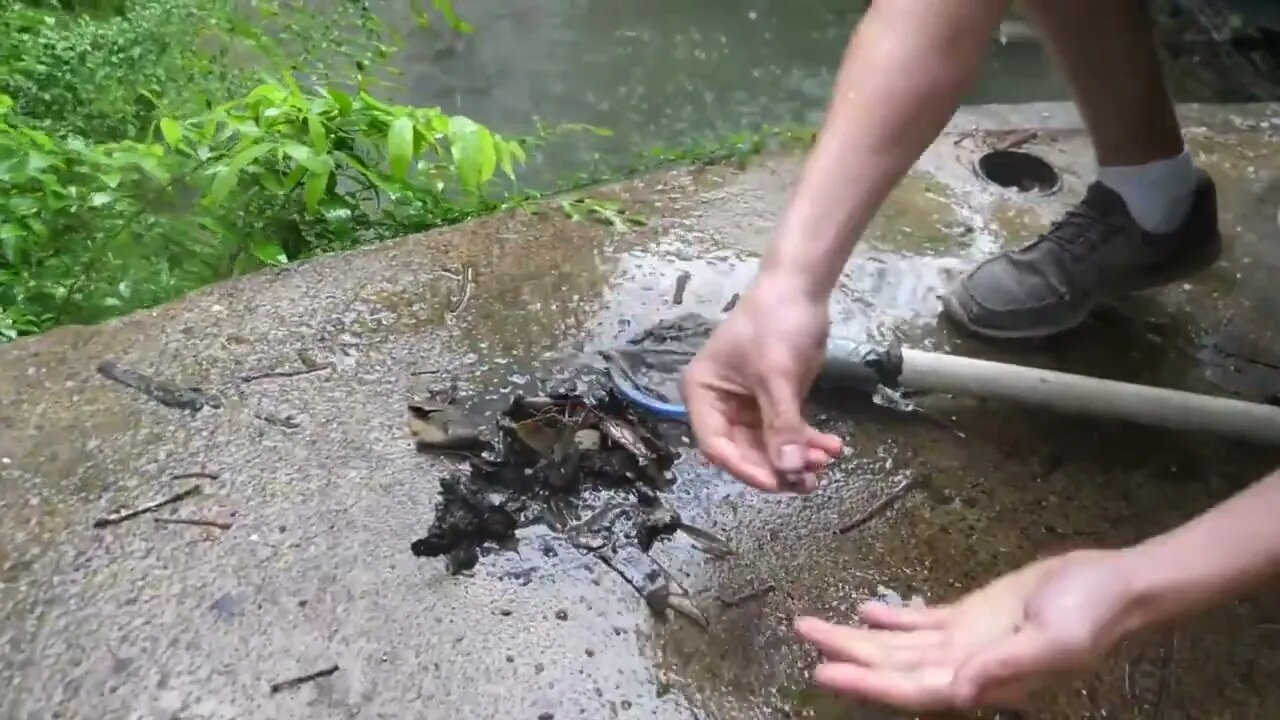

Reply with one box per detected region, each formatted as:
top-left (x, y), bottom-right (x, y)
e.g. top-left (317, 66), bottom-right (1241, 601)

top-left (538, 713), bottom-right (554, 720)
top-left (554, 609), bottom-right (569, 621)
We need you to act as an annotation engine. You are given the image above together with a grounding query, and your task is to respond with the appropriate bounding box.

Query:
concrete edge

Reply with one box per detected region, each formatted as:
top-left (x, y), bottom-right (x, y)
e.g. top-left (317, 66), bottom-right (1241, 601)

top-left (948, 101), bottom-right (1280, 134)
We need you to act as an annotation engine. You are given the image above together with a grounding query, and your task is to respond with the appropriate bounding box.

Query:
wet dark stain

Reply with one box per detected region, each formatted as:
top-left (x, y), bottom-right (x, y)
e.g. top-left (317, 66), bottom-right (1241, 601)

top-left (110, 655), bottom-right (134, 676)
top-left (209, 591), bottom-right (241, 620)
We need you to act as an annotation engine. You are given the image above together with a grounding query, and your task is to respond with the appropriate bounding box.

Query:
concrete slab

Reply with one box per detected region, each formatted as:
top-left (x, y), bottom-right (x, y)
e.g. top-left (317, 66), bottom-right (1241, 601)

top-left (2, 103), bottom-right (1280, 720)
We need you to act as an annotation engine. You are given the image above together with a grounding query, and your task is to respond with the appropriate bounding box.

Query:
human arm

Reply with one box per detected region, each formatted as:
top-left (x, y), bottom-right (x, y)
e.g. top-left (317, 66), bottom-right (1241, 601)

top-left (1111, 466), bottom-right (1280, 639)
top-left (681, 0), bottom-right (1011, 490)
top-left (759, 0), bottom-right (1010, 300)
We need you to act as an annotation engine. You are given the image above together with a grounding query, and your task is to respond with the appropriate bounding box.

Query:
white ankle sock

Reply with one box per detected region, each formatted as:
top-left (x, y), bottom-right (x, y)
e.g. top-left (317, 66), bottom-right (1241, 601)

top-left (1096, 150), bottom-right (1198, 234)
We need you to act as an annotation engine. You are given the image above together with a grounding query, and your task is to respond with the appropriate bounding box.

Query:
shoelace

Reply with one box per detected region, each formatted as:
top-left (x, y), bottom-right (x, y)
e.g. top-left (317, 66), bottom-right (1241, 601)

top-left (1038, 201), bottom-right (1119, 262)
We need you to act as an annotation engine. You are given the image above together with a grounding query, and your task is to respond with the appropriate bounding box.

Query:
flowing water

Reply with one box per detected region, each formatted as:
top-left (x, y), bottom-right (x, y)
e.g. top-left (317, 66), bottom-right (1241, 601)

top-left (373, 0), bottom-right (1280, 190)
top-left (379, 0), bottom-right (1066, 188)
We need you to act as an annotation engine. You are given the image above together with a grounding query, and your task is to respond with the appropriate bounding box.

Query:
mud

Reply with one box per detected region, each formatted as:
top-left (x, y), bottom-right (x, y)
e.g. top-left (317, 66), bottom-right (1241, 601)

top-left (2, 102), bottom-right (1280, 720)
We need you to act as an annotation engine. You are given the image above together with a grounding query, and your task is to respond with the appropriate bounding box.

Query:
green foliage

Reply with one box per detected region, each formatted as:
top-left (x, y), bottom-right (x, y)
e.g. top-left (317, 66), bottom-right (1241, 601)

top-left (558, 198), bottom-right (646, 232)
top-left (0, 75), bottom-right (531, 339)
top-left (0, 0), bottom-right (549, 341)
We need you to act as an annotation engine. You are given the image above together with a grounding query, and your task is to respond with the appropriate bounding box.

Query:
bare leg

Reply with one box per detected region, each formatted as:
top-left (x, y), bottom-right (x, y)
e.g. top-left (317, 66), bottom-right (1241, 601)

top-left (1022, 0), bottom-right (1184, 165)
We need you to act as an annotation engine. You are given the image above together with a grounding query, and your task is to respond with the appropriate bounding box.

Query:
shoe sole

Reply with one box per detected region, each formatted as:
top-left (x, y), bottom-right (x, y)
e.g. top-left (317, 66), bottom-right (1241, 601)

top-left (940, 231), bottom-right (1224, 341)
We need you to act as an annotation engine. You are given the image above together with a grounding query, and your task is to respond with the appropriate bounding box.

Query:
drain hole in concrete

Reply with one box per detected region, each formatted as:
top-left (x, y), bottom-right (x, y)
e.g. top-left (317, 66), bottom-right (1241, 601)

top-left (976, 150), bottom-right (1060, 193)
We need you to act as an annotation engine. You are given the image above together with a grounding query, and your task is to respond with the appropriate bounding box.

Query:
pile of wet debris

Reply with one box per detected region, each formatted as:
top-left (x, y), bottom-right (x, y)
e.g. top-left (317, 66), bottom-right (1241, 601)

top-left (407, 328), bottom-right (733, 628)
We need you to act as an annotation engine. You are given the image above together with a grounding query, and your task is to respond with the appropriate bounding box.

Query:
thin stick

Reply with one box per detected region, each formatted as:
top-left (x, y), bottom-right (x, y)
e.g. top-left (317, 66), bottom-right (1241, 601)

top-left (992, 129), bottom-right (1037, 151)
top-left (449, 266), bottom-right (474, 315)
top-left (154, 517), bottom-right (233, 531)
top-left (254, 411), bottom-right (302, 429)
top-left (238, 362), bottom-right (333, 384)
top-left (672, 271), bottom-right (691, 305)
top-left (92, 485), bottom-right (203, 528)
top-left (171, 471), bottom-right (220, 481)
top-left (269, 664), bottom-right (340, 693)
top-left (835, 477), bottom-right (922, 535)
top-left (716, 583), bottom-right (776, 607)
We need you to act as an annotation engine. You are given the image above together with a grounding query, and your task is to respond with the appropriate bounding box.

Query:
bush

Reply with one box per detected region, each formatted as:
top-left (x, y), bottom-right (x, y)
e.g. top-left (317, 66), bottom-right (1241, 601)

top-left (0, 0), bottom-right (546, 341)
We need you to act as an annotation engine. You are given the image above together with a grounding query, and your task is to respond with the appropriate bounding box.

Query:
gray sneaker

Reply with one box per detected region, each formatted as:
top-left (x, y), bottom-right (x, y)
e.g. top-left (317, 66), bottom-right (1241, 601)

top-left (941, 170), bottom-right (1222, 339)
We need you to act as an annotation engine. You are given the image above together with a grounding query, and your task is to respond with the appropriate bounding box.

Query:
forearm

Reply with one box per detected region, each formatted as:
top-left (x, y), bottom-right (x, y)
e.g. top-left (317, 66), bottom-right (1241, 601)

top-left (1119, 468), bottom-right (1280, 635)
top-left (761, 0), bottom-right (1009, 300)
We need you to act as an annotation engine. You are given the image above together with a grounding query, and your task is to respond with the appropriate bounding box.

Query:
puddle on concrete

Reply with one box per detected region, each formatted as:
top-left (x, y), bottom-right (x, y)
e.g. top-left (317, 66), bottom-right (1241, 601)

top-left (375, 134), bottom-right (1280, 720)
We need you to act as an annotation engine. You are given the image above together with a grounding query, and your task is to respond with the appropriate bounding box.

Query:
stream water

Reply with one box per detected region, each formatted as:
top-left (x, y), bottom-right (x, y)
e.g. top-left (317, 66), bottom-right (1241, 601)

top-left (372, 0), bottom-right (1280, 190)
top-left (379, 1), bottom-right (1065, 188)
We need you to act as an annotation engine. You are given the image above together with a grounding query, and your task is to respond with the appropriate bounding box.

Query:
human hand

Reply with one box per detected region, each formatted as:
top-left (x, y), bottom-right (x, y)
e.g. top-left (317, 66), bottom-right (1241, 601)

top-left (795, 549), bottom-right (1146, 712)
top-left (680, 275), bottom-right (843, 492)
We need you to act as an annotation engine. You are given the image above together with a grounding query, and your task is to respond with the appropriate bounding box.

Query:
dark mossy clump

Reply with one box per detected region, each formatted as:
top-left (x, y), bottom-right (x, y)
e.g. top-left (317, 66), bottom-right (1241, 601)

top-left (408, 376), bottom-right (728, 627)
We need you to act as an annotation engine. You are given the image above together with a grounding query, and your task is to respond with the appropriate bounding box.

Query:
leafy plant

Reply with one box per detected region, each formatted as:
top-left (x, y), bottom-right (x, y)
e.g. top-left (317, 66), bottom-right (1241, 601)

top-left (0, 72), bottom-right (532, 336)
top-left (0, 0), bottom-right (577, 341)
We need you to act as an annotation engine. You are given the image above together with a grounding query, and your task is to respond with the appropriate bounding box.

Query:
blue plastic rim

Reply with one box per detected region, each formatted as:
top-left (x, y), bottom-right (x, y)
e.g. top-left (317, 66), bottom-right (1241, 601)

top-left (605, 361), bottom-right (690, 421)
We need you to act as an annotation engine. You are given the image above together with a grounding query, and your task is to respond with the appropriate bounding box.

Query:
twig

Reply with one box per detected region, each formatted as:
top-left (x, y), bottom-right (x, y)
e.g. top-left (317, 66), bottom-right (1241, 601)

top-left (992, 129), bottom-right (1037, 152)
top-left (672, 271), bottom-right (691, 305)
top-left (449, 266), bottom-right (474, 315)
top-left (92, 485), bottom-right (203, 528)
top-left (715, 582), bottom-right (776, 607)
top-left (1153, 632), bottom-right (1176, 719)
top-left (254, 411), bottom-right (302, 429)
top-left (170, 471), bottom-right (220, 481)
top-left (154, 517), bottom-right (233, 531)
top-left (238, 362), bottom-right (334, 384)
top-left (835, 477), bottom-right (923, 535)
top-left (269, 664), bottom-right (340, 693)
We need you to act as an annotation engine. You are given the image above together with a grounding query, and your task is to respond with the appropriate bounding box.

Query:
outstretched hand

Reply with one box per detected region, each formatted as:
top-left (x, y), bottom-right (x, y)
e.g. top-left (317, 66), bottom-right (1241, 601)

top-left (795, 550), bottom-right (1142, 712)
top-left (680, 277), bottom-right (843, 492)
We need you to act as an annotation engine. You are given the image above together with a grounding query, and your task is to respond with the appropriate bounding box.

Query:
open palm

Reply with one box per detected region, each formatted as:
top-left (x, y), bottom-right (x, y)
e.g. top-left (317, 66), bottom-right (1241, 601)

top-left (796, 550), bottom-right (1138, 712)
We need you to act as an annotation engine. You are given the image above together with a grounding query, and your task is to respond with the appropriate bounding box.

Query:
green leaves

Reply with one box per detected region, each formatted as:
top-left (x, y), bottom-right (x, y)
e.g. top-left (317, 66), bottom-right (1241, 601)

top-left (447, 115), bottom-right (496, 197)
top-left (0, 0), bottom-right (602, 346)
top-left (432, 0), bottom-right (474, 34)
top-left (410, 0), bottom-right (474, 34)
top-left (387, 115), bottom-right (414, 179)
top-left (250, 240), bottom-right (287, 266)
top-left (208, 142), bottom-right (274, 207)
top-left (159, 117), bottom-right (182, 149)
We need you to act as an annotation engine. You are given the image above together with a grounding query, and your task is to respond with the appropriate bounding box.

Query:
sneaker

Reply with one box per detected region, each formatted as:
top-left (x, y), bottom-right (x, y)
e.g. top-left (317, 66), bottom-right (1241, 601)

top-left (941, 169), bottom-right (1223, 339)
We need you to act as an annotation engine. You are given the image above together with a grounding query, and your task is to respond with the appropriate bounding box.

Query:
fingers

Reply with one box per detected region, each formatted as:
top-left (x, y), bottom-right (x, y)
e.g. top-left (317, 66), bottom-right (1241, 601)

top-left (795, 616), bottom-right (946, 668)
top-left (805, 446), bottom-right (835, 469)
top-left (698, 436), bottom-right (780, 493)
top-left (858, 601), bottom-right (953, 631)
top-left (813, 663), bottom-right (955, 713)
top-left (757, 374), bottom-right (817, 486)
top-left (952, 625), bottom-right (1082, 706)
top-left (683, 373), bottom-right (778, 492)
top-left (806, 427), bottom-right (844, 457)
top-left (683, 358), bottom-right (839, 494)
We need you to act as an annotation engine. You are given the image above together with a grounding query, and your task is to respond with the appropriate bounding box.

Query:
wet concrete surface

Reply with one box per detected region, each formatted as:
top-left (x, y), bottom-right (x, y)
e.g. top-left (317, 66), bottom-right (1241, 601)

top-left (3, 102), bottom-right (1280, 719)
